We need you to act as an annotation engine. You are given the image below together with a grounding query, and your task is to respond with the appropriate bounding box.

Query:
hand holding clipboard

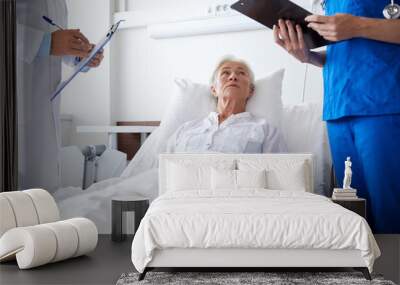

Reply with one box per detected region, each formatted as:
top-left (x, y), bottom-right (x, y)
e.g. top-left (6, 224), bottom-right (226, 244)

top-left (50, 20), bottom-right (124, 101)
top-left (231, 0), bottom-right (329, 49)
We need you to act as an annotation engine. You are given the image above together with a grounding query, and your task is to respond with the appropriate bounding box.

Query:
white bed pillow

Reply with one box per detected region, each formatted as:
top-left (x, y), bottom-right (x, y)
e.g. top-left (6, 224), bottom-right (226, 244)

top-left (237, 159), bottom-right (308, 191)
top-left (168, 162), bottom-right (211, 191)
top-left (161, 69), bottom-right (285, 134)
top-left (160, 78), bottom-right (217, 137)
top-left (211, 168), bottom-right (236, 190)
top-left (211, 168), bottom-right (267, 190)
top-left (236, 169), bottom-right (267, 189)
top-left (246, 69), bottom-right (285, 128)
top-left (166, 160), bottom-right (235, 192)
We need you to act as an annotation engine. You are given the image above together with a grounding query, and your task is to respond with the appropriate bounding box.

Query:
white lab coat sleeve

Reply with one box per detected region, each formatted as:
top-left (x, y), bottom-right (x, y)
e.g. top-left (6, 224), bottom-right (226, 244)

top-left (17, 23), bottom-right (46, 64)
top-left (16, 26), bottom-right (89, 72)
top-left (262, 124), bottom-right (288, 153)
top-left (62, 56), bottom-right (76, 67)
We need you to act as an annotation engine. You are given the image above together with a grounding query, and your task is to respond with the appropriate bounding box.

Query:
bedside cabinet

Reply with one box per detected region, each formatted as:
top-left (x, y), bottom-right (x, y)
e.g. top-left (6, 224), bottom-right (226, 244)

top-left (332, 198), bottom-right (366, 219)
top-left (112, 195), bottom-right (149, 242)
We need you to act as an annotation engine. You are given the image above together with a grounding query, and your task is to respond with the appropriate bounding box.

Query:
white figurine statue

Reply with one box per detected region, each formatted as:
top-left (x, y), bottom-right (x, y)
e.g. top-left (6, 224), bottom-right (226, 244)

top-left (343, 157), bottom-right (353, 190)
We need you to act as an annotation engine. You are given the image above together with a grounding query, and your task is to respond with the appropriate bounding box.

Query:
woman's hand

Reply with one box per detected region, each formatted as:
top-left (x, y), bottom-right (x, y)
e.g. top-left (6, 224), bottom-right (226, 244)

top-left (273, 19), bottom-right (311, 63)
top-left (305, 14), bottom-right (359, 42)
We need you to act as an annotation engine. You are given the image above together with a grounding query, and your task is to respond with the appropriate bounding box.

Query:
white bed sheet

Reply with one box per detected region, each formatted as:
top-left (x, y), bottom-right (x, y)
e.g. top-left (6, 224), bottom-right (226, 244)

top-left (131, 190), bottom-right (380, 273)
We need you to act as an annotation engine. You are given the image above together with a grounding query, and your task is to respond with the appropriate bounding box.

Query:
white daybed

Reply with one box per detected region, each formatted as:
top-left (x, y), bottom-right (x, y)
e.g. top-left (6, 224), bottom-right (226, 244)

top-left (131, 153), bottom-right (380, 281)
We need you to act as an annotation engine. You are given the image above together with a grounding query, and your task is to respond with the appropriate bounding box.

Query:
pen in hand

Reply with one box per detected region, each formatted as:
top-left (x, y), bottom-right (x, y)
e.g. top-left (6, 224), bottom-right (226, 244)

top-left (42, 16), bottom-right (65, 30)
top-left (42, 15), bottom-right (91, 58)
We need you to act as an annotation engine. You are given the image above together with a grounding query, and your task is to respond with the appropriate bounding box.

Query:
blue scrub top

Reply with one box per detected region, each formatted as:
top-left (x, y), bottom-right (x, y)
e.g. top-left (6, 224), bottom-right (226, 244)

top-left (323, 0), bottom-right (400, 121)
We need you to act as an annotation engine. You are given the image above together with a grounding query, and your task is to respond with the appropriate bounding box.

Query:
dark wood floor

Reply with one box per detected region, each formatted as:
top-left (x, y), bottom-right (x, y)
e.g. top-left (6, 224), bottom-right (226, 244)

top-left (1, 234), bottom-right (398, 285)
top-left (0, 235), bottom-right (133, 285)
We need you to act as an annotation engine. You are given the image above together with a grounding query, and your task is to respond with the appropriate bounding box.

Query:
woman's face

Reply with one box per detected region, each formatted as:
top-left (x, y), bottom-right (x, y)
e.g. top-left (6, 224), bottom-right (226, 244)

top-left (211, 61), bottom-right (254, 102)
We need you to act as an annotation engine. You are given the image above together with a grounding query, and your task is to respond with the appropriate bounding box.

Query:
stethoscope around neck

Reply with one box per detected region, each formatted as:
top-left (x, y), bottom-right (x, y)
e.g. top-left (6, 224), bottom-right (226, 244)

top-left (321, 0), bottom-right (400, 19)
top-left (383, 0), bottom-right (400, 19)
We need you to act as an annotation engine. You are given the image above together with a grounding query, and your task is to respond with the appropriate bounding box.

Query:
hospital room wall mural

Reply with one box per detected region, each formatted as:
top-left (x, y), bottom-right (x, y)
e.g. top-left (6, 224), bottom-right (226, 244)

top-left (19, 0), bottom-right (325, 196)
top-left (11, 1), bottom-right (400, 283)
top-left (13, 0), bottom-right (322, 193)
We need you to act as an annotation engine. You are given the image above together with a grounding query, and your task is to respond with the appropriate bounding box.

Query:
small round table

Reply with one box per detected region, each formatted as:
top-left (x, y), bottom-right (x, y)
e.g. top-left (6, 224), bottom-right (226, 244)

top-left (111, 195), bottom-right (149, 242)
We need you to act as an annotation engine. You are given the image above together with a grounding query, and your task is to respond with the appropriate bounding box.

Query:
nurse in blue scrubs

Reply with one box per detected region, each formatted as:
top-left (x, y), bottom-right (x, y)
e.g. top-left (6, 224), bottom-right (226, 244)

top-left (274, 0), bottom-right (400, 233)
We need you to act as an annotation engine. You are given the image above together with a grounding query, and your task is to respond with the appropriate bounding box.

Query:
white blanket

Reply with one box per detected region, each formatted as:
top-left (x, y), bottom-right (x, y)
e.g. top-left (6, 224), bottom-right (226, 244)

top-left (131, 190), bottom-right (380, 273)
top-left (56, 169), bottom-right (159, 234)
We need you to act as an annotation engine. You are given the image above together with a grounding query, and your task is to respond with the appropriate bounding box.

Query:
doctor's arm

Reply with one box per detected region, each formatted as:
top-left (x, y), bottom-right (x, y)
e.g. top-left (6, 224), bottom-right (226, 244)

top-left (305, 14), bottom-right (400, 45)
top-left (17, 23), bottom-right (91, 65)
top-left (18, 23), bottom-right (102, 71)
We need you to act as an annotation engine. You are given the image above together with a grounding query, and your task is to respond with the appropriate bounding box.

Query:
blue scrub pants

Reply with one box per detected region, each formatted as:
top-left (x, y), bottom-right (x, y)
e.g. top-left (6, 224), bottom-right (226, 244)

top-left (327, 115), bottom-right (400, 234)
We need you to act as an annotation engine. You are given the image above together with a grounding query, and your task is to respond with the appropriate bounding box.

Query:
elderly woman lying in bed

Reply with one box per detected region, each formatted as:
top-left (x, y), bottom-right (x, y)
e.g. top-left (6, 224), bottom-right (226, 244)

top-left (56, 57), bottom-right (286, 233)
top-left (167, 57), bottom-right (286, 153)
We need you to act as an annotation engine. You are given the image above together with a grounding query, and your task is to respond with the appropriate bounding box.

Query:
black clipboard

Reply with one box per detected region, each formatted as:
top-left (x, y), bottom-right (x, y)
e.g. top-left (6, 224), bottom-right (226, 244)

top-left (231, 0), bottom-right (329, 49)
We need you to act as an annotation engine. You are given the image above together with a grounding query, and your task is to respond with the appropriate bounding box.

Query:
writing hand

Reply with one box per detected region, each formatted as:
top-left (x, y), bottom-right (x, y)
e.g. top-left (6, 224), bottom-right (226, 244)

top-left (51, 29), bottom-right (91, 57)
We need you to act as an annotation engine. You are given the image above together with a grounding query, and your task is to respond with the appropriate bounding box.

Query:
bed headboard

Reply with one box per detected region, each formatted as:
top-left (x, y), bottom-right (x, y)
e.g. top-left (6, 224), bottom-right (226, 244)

top-left (159, 153), bottom-right (314, 195)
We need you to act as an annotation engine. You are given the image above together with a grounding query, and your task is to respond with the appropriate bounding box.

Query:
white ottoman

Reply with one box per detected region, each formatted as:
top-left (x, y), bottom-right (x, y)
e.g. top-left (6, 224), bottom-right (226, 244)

top-left (0, 189), bottom-right (98, 269)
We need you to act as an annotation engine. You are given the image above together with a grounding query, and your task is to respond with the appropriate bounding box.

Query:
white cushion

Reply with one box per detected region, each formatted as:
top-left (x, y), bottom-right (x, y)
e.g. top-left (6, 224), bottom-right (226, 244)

top-left (0, 196), bottom-right (16, 237)
top-left (236, 169), bottom-right (267, 189)
top-left (24, 189), bottom-right (60, 224)
top-left (211, 168), bottom-right (236, 190)
top-left (64, 218), bottom-right (98, 257)
top-left (0, 189), bottom-right (60, 236)
top-left (160, 153), bottom-right (313, 195)
top-left (211, 168), bottom-right (267, 190)
top-left (246, 69), bottom-right (285, 128)
top-left (167, 159), bottom-right (235, 192)
top-left (1, 192), bottom-right (39, 227)
top-left (160, 78), bottom-right (217, 138)
top-left (167, 163), bottom-right (211, 191)
top-left (42, 221), bottom-right (79, 262)
top-left (238, 159), bottom-right (308, 191)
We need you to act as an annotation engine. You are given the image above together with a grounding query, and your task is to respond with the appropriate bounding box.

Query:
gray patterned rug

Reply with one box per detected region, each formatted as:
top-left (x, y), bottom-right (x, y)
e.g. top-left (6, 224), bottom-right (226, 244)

top-left (116, 271), bottom-right (396, 285)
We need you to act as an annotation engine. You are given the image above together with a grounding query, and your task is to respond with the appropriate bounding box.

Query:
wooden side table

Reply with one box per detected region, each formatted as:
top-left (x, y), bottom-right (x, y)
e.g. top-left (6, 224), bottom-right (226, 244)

top-left (112, 195), bottom-right (149, 242)
top-left (332, 198), bottom-right (366, 219)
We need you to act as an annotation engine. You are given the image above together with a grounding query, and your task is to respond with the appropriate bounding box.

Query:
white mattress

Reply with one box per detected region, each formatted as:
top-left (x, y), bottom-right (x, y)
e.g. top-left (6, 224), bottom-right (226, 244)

top-left (131, 190), bottom-right (380, 273)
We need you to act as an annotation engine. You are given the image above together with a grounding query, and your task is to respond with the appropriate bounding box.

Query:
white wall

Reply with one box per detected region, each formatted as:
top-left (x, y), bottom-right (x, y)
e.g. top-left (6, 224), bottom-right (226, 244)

top-left (61, 0), bottom-right (112, 147)
top-left (110, 0), bottom-right (324, 123)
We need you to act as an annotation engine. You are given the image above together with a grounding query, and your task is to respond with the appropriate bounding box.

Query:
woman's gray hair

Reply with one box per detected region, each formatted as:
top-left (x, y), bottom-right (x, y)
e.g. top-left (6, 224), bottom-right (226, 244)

top-left (210, 56), bottom-right (255, 90)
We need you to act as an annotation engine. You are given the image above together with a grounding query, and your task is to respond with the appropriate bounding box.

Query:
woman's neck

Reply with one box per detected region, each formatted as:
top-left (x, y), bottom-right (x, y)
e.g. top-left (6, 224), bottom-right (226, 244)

top-left (217, 97), bottom-right (246, 124)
